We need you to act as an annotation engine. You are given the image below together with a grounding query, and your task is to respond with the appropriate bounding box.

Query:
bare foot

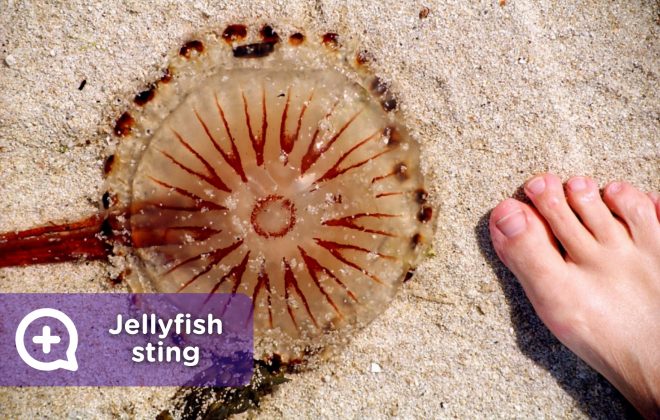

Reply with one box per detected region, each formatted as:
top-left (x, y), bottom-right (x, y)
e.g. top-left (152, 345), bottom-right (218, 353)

top-left (489, 174), bottom-right (660, 418)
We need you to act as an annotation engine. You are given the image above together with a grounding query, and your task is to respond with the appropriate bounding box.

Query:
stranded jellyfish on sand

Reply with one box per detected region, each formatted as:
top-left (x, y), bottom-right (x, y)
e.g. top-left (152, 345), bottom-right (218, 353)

top-left (0, 25), bottom-right (434, 362)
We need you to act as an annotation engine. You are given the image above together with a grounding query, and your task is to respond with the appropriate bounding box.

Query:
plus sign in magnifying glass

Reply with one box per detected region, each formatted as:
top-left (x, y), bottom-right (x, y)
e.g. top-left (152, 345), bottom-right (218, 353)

top-left (15, 308), bottom-right (79, 372)
top-left (32, 325), bottom-right (61, 353)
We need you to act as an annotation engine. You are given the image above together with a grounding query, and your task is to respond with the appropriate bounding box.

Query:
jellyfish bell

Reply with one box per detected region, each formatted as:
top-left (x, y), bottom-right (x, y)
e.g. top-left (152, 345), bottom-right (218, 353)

top-left (0, 25), bottom-right (434, 363)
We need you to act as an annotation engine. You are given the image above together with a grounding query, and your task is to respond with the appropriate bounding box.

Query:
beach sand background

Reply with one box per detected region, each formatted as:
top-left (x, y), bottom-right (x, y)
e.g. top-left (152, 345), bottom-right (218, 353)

top-left (0, 0), bottom-right (658, 418)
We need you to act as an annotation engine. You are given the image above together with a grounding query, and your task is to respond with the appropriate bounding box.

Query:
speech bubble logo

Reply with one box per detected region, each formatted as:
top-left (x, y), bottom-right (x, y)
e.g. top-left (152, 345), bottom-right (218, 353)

top-left (15, 308), bottom-right (78, 372)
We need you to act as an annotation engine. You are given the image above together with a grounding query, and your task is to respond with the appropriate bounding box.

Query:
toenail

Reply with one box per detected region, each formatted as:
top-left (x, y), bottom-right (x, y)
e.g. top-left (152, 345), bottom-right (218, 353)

top-left (608, 182), bottom-right (622, 194)
top-left (495, 209), bottom-right (527, 238)
top-left (526, 177), bottom-right (546, 195)
top-left (568, 177), bottom-right (587, 192)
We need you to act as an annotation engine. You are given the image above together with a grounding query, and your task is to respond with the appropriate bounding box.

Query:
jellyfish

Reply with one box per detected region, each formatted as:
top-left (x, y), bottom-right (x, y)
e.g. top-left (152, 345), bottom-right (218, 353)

top-left (0, 24), bottom-right (434, 362)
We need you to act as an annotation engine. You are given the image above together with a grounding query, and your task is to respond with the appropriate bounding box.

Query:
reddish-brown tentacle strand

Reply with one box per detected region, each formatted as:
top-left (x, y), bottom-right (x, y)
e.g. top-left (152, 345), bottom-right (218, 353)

top-left (171, 239), bottom-right (243, 286)
top-left (195, 105), bottom-right (247, 183)
top-left (134, 201), bottom-right (220, 213)
top-left (0, 214), bottom-right (111, 268)
top-left (207, 251), bottom-right (250, 296)
top-left (375, 192), bottom-right (404, 198)
top-left (371, 163), bottom-right (408, 184)
top-left (280, 88), bottom-right (313, 163)
top-left (297, 248), bottom-right (342, 317)
top-left (131, 225), bottom-right (221, 248)
top-left (251, 264), bottom-right (274, 329)
top-left (299, 245), bottom-right (357, 304)
top-left (283, 258), bottom-right (318, 329)
top-left (279, 87), bottom-right (293, 157)
top-left (170, 129), bottom-right (231, 192)
top-left (299, 100), bottom-right (343, 174)
top-left (313, 130), bottom-right (381, 184)
top-left (214, 95), bottom-right (248, 182)
top-left (260, 88), bottom-right (268, 164)
top-left (242, 89), bottom-right (267, 166)
top-left (322, 213), bottom-right (398, 237)
top-left (313, 238), bottom-right (392, 284)
top-left (148, 177), bottom-right (226, 211)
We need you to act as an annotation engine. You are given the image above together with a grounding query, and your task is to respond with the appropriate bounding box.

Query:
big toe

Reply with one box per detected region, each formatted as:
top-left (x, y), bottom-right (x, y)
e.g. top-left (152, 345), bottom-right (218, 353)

top-left (489, 198), bottom-right (569, 309)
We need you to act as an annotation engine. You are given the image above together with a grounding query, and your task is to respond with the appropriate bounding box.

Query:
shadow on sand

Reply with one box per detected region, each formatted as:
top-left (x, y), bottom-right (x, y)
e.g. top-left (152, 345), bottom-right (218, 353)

top-left (474, 192), bottom-right (639, 419)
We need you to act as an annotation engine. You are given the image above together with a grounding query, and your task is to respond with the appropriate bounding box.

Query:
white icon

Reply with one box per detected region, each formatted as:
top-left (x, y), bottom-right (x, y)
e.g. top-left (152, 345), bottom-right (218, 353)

top-left (15, 308), bottom-right (78, 372)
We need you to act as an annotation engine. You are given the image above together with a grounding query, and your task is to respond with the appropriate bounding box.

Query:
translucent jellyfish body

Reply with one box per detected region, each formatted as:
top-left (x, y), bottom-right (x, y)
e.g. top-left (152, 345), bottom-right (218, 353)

top-left (0, 25), bottom-right (434, 362)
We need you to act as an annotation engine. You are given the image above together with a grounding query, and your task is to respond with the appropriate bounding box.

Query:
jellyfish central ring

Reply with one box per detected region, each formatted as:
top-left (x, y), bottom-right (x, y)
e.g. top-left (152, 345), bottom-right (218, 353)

top-left (250, 194), bottom-right (297, 238)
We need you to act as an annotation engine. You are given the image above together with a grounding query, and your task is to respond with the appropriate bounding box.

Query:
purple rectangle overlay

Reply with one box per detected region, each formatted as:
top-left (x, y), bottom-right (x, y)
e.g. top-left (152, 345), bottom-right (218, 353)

top-left (0, 293), bottom-right (253, 386)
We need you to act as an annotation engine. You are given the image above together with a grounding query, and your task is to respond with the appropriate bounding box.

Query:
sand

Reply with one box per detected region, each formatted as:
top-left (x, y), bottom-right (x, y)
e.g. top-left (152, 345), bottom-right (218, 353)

top-left (0, 0), bottom-right (658, 418)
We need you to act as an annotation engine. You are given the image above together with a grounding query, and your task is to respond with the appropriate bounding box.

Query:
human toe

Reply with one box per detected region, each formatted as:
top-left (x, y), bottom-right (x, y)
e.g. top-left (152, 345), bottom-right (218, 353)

top-left (648, 192), bottom-right (660, 222)
top-left (524, 174), bottom-right (595, 260)
top-left (489, 198), bottom-right (568, 307)
top-left (565, 176), bottom-right (627, 244)
top-left (603, 182), bottom-right (660, 244)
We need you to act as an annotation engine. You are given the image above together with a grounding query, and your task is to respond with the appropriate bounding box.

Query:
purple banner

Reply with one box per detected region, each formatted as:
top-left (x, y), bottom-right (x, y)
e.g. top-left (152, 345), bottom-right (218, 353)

top-left (0, 293), bottom-right (253, 386)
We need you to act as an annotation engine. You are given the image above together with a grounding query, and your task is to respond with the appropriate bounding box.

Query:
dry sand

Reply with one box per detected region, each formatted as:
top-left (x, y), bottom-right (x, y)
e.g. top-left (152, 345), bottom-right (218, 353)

top-left (0, 0), bottom-right (658, 418)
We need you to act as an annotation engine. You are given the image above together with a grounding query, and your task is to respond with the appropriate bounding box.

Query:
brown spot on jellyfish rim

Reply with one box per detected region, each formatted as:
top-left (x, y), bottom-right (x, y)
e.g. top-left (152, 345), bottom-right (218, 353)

top-left (418, 206), bottom-right (433, 222)
top-left (415, 188), bottom-right (429, 204)
top-left (381, 96), bottom-right (397, 112)
top-left (396, 162), bottom-right (409, 180)
top-left (0, 26), bottom-right (434, 363)
top-left (356, 50), bottom-right (372, 66)
top-left (101, 191), bottom-right (116, 209)
top-left (233, 42), bottom-right (275, 58)
top-left (384, 126), bottom-right (403, 148)
top-left (260, 25), bottom-right (280, 43)
top-left (134, 85), bottom-right (156, 106)
top-left (371, 77), bottom-right (389, 95)
top-left (222, 24), bottom-right (248, 43)
top-left (322, 32), bottom-right (339, 48)
top-left (179, 40), bottom-right (204, 58)
top-left (113, 112), bottom-right (133, 137)
top-left (160, 68), bottom-right (173, 84)
top-left (289, 32), bottom-right (305, 45)
top-left (103, 155), bottom-right (116, 175)
top-left (370, 77), bottom-right (398, 112)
